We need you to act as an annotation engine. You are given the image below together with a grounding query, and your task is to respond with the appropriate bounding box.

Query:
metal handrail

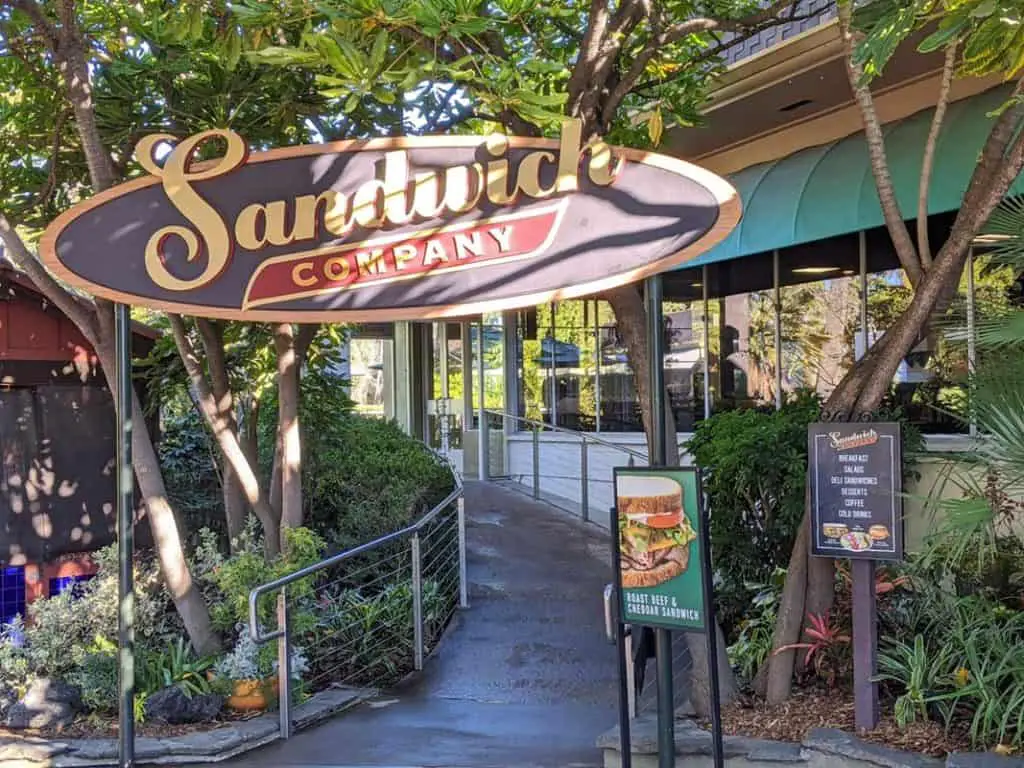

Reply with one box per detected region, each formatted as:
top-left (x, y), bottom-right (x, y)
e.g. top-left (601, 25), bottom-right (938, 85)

top-left (248, 483), bottom-right (463, 644)
top-left (247, 449), bottom-right (466, 740)
top-left (483, 409), bottom-right (649, 461)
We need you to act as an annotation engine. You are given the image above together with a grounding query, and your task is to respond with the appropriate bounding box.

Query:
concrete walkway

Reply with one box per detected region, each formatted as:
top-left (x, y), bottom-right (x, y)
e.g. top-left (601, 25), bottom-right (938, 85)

top-left (222, 481), bottom-right (619, 768)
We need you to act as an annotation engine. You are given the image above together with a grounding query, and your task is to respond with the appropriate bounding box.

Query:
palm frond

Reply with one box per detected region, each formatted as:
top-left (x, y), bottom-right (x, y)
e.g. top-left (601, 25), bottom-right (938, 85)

top-left (979, 195), bottom-right (1024, 272)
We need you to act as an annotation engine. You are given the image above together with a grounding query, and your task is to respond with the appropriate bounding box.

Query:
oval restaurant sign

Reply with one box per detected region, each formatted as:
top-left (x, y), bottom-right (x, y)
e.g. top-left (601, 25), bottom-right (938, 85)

top-left (41, 120), bottom-right (740, 322)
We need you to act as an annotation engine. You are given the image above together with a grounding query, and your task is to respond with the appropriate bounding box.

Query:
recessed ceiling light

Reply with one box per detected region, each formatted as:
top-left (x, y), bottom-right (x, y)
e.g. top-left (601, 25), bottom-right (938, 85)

top-left (691, 282), bottom-right (703, 287)
top-left (792, 266), bottom-right (841, 274)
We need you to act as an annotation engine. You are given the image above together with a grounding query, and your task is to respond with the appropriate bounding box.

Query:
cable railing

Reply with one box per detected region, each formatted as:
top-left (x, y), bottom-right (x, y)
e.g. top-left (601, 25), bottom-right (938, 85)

top-left (483, 409), bottom-right (648, 524)
top-left (247, 453), bottom-right (466, 741)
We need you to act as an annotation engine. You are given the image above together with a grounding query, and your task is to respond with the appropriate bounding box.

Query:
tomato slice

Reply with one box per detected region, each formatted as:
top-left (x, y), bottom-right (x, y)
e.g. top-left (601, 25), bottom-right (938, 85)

top-left (646, 511), bottom-right (683, 529)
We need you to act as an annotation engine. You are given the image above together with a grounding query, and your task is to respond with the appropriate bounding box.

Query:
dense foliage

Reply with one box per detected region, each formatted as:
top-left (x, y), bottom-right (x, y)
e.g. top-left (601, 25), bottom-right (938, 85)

top-left (685, 393), bottom-right (821, 634)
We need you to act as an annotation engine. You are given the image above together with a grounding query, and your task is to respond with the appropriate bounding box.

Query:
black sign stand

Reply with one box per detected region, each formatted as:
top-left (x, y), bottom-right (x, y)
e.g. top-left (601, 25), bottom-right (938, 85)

top-left (610, 507), bottom-right (633, 768)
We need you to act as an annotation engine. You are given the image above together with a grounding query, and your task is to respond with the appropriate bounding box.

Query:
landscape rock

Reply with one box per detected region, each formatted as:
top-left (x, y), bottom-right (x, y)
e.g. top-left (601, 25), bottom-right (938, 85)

top-left (802, 728), bottom-right (943, 768)
top-left (4, 679), bottom-right (82, 731)
top-left (946, 753), bottom-right (1024, 767)
top-left (0, 685), bottom-right (17, 722)
top-left (143, 687), bottom-right (224, 724)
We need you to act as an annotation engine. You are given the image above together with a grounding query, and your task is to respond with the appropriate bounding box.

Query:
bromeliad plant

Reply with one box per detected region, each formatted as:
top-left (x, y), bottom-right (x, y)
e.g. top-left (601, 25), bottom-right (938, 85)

top-left (774, 611), bottom-right (851, 689)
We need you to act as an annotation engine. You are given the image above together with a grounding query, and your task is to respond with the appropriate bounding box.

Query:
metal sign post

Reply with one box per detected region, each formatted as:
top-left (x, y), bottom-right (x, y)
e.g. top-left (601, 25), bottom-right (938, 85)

top-left (610, 507), bottom-right (633, 768)
top-left (644, 276), bottom-right (674, 768)
top-left (698, 477), bottom-right (725, 767)
top-left (115, 303), bottom-right (135, 768)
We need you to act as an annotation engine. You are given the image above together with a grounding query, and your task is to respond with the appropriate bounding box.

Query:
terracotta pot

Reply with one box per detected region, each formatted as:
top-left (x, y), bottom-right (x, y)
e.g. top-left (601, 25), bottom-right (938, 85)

top-left (226, 676), bottom-right (278, 712)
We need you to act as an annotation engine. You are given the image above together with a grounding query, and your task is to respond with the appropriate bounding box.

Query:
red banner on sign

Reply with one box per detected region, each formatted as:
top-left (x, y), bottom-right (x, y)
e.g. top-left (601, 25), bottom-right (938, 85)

top-left (242, 203), bottom-right (565, 310)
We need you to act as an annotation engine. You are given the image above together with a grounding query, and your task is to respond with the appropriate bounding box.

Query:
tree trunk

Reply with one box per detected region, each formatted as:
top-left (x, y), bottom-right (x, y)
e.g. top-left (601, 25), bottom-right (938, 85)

top-left (274, 324), bottom-right (303, 545)
top-left (168, 316), bottom-right (281, 555)
top-left (763, 240), bottom-right (974, 698)
top-left (195, 320), bottom-right (248, 547)
top-left (605, 283), bottom-right (737, 715)
top-left (93, 338), bottom-right (220, 656)
top-left (223, 468), bottom-right (247, 547)
top-left (765, 510), bottom-right (810, 703)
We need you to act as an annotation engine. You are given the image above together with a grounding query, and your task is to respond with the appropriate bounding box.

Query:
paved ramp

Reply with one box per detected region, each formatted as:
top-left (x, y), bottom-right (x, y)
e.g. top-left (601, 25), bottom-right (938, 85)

top-left (222, 482), bottom-right (619, 768)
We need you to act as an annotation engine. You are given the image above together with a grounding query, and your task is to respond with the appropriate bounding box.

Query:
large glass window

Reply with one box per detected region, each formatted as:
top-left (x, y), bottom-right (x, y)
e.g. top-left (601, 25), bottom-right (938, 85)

top-left (469, 315), bottom-right (505, 429)
top-left (517, 299), bottom-right (704, 434)
top-left (348, 337), bottom-right (391, 418)
top-left (780, 272), bottom-right (859, 400)
top-left (704, 290), bottom-right (776, 411)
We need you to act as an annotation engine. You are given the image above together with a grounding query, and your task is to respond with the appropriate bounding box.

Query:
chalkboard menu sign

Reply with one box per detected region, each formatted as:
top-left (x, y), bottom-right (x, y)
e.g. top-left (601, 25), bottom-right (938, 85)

top-left (808, 423), bottom-right (903, 561)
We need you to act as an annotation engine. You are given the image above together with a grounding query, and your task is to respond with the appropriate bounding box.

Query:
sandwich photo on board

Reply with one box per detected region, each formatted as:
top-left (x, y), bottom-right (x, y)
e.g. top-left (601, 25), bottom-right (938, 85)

top-left (616, 473), bottom-right (697, 588)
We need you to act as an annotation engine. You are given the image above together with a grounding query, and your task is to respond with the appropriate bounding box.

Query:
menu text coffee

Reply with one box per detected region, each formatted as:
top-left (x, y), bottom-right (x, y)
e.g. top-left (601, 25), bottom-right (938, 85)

top-left (808, 423), bottom-right (903, 561)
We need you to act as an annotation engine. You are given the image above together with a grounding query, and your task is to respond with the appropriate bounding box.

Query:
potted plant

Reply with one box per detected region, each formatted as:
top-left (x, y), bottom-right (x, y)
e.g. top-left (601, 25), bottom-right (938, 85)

top-left (212, 630), bottom-right (273, 711)
top-left (212, 627), bottom-right (309, 712)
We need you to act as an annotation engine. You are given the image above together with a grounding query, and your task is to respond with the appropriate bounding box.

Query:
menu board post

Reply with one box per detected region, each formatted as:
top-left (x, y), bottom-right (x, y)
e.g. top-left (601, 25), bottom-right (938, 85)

top-left (808, 422), bottom-right (903, 732)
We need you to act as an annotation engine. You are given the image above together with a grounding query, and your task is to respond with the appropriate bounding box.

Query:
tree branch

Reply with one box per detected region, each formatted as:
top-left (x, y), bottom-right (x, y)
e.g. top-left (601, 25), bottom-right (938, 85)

top-left (0, 210), bottom-right (99, 344)
top-left (422, 83), bottom-right (460, 134)
top-left (567, 0), bottom-right (613, 116)
top-left (918, 42), bottom-right (958, 268)
top-left (956, 78), bottom-right (1024, 219)
top-left (19, 0), bottom-right (119, 192)
top-left (295, 323), bottom-right (319, 367)
top-left (196, 318), bottom-right (233, 419)
top-left (838, 1), bottom-right (921, 286)
top-left (168, 314), bottom-right (281, 550)
top-left (9, 0), bottom-right (61, 52)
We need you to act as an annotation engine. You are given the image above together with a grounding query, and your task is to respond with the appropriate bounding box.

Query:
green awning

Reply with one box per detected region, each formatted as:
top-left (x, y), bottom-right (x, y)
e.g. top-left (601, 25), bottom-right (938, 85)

top-left (688, 84), bottom-right (1023, 268)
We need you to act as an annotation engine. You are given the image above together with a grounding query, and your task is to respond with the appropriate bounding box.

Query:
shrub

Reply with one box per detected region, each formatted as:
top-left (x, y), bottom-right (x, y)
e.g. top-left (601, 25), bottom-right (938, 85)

top-left (158, 405), bottom-right (225, 544)
top-left (727, 568), bottom-right (785, 683)
top-left (685, 392), bottom-right (821, 635)
top-left (0, 619), bottom-right (30, 694)
top-left (303, 579), bottom-right (447, 690)
top-left (22, 546), bottom-right (180, 681)
top-left (200, 526), bottom-right (324, 635)
top-left (302, 415), bottom-right (456, 553)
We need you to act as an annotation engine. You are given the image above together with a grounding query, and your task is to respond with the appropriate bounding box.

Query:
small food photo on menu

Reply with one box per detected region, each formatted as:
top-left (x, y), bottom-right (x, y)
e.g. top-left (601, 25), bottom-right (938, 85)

top-left (839, 529), bottom-right (872, 552)
top-left (869, 525), bottom-right (890, 542)
top-left (617, 474), bottom-right (697, 588)
top-left (822, 523), bottom-right (849, 540)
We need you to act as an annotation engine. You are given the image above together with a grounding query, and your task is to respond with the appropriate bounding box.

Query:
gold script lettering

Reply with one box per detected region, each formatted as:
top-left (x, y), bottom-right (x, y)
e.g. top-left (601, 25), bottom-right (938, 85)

top-left (139, 130), bottom-right (247, 292)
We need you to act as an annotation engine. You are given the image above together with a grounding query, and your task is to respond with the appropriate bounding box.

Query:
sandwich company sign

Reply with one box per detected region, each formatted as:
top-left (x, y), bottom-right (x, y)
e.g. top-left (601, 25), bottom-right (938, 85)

top-left (40, 120), bottom-right (739, 322)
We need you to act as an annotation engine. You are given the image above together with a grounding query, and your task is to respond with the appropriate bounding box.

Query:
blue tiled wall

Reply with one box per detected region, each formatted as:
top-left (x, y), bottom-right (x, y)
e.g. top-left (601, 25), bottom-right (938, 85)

top-left (0, 566), bottom-right (26, 626)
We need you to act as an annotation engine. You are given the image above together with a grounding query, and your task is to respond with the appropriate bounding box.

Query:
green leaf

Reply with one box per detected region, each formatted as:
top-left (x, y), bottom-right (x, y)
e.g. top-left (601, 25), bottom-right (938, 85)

top-left (343, 92), bottom-right (360, 114)
top-left (971, 0), bottom-right (998, 18)
top-left (247, 47), bottom-right (322, 67)
top-left (918, 19), bottom-right (967, 53)
top-left (226, 31), bottom-right (243, 72)
top-left (370, 29), bottom-right (389, 72)
top-left (648, 108), bottom-right (664, 146)
top-left (513, 88), bottom-right (568, 107)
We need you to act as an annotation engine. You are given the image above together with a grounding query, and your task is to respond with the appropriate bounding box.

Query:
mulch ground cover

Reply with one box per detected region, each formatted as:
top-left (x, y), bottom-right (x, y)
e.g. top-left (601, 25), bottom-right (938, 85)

top-left (0, 710), bottom-right (257, 740)
top-left (702, 688), bottom-right (975, 759)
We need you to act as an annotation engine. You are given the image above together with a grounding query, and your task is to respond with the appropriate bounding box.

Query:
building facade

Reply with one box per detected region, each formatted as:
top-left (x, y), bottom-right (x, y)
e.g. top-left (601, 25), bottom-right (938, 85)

top-left (0, 263), bottom-right (157, 624)
top-left (344, 13), bottom-right (1019, 536)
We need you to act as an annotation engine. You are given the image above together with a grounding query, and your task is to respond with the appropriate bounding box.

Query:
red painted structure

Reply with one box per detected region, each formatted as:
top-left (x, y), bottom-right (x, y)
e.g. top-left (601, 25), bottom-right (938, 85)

top-left (0, 263), bottom-right (158, 618)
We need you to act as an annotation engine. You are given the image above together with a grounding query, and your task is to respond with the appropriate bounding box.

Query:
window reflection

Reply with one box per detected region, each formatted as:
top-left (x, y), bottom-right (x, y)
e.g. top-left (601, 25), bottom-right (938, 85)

top-left (780, 275), bottom-right (858, 400)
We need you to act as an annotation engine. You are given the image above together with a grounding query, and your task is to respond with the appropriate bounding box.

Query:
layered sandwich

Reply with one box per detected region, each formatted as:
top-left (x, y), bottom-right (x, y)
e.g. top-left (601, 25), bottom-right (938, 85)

top-left (617, 474), bottom-right (697, 588)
